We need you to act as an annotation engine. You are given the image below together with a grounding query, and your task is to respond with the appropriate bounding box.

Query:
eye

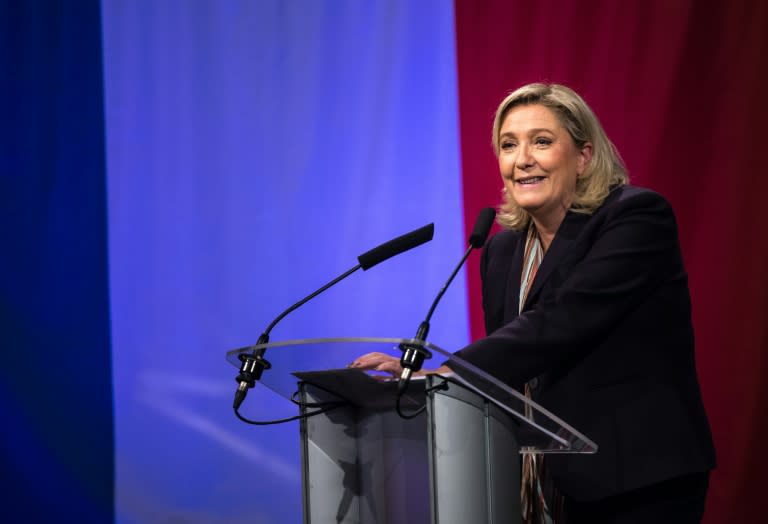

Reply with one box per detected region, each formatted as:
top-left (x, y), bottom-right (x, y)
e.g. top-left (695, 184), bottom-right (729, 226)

top-left (535, 137), bottom-right (553, 147)
top-left (500, 140), bottom-right (517, 151)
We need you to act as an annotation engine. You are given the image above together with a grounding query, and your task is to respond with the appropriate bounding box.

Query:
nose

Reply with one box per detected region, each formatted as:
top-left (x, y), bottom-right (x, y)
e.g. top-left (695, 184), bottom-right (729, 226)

top-left (515, 143), bottom-right (535, 170)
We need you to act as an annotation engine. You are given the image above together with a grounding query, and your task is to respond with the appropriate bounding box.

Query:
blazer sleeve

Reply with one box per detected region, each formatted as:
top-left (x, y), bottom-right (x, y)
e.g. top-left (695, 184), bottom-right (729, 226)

top-left (479, 231), bottom-right (495, 336)
top-left (453, 190), bottom-right (683, 386)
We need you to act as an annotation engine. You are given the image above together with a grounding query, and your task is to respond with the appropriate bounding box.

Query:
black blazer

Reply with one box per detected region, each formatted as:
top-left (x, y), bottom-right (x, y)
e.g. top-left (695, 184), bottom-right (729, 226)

top-left (454, 185), bottom-right (715, 501)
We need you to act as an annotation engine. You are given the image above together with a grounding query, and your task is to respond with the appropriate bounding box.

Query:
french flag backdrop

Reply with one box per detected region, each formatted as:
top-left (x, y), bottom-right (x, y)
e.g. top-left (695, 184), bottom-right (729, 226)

top-left (2, 1), bottom-right (767, 523)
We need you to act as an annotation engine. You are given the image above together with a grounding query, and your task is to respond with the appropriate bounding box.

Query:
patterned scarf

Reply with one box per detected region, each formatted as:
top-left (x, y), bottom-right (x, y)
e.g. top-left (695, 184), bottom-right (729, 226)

top-left (519, 225), bottom-right (562, 524)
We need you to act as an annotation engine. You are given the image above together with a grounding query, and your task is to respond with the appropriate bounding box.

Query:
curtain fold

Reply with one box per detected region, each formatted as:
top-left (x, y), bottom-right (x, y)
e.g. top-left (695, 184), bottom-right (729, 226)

top-left (454, 2), bottom-right (768, 522)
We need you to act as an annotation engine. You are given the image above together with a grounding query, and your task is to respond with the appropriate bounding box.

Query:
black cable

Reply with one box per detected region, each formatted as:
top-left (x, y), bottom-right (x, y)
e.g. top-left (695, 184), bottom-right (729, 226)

top-left (234, 400), bottom-right (347, 426)
top-left (290, 390), bottom-right (347, 409)
top-left (395, 389), bottom-right (425, 419)
top-left (395, 375), bottom-right (450, 419)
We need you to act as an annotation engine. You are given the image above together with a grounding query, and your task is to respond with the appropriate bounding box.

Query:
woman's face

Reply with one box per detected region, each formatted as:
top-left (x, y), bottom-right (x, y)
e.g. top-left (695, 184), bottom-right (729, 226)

top-left (498, 104), bottom-right (592, 228)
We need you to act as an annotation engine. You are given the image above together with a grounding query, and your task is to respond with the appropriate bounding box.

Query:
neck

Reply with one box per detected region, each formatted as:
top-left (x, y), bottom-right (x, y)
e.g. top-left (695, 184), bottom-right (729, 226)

top-left (530, 208), bottom-right (567, 252)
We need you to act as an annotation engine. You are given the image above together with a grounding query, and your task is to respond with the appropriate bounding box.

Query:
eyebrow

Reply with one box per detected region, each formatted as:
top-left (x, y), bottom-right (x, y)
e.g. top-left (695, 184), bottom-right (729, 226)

top-left (499, 127), bottom-right (556, 137)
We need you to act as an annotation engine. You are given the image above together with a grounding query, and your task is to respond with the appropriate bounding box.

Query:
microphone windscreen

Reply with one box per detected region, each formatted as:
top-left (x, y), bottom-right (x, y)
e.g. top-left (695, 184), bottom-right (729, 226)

top-left (358, 223), bottom-right (434, 270)
top-left (468, 207), bottom-right (496, 248)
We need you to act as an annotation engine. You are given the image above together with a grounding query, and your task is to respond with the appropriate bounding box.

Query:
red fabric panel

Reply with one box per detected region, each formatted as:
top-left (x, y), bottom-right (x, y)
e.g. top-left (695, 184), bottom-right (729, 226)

top-left (454, 1), bottom-right (768, 521)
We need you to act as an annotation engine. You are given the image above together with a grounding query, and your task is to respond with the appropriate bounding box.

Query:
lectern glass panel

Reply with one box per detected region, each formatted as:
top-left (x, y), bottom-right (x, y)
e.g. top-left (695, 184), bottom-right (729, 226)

top-left (226, 337), bottom-right (597, 454)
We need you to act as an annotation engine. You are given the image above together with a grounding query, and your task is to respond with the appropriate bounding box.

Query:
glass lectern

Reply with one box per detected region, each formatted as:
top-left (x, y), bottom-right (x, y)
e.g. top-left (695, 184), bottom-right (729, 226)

top-left (227, 338), bottom-right (597, 524)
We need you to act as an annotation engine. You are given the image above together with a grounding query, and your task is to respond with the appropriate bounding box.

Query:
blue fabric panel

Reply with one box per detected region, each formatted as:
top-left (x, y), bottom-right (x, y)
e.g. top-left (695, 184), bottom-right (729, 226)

top-left (102, 1), bottom-right (466, 522)
top-left (0, 1), bottom-right (113, 522)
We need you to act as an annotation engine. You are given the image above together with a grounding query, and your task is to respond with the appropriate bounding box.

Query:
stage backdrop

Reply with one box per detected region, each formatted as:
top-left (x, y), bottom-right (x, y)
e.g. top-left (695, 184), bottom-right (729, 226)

top-left (3, 1), bottom-right (766, 523)
top-left (454, 1), bottom-right (768, 523)
top-left (102, 1), bottom-right (468, 522)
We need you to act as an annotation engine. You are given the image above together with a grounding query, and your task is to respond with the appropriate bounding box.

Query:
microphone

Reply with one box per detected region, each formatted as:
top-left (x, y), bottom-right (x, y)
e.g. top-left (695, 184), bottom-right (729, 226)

top-left (233, 222), bottom-right (435, 410)
top-left (357, 223), bottom-right (435, 270)
top-left (397, 208), bottom-right (495, 394)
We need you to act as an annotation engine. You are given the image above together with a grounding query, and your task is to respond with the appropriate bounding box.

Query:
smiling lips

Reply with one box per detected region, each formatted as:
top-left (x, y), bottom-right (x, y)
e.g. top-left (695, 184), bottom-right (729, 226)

top-left (515, 176), bottom-right (547, 185)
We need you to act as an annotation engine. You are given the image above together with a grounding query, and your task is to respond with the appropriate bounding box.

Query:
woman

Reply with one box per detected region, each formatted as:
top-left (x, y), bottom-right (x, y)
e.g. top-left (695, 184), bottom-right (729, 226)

top-left (351, 83), bottom-right (715, 523)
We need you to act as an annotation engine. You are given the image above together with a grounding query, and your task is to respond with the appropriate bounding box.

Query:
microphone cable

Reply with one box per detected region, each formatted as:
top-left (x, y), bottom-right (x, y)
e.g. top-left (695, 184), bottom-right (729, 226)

top-left (234, 386), bottom-right (350, 425)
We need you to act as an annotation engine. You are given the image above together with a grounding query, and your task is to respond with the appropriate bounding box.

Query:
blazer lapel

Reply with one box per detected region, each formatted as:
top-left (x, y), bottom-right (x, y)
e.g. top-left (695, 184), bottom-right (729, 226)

top-left (502, 236), bottom-right (526, 323)
top-left (523, 211), bottom-right (590, 311)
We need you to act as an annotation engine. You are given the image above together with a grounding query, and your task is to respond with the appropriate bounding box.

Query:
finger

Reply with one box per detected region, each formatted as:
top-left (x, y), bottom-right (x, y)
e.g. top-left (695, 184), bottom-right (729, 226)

top-left (349, 358), bottom-right (382, 370)
top-left (374, 362), bottom-right (402, 376)
top-left (350, 353), bottom-right (393, 370)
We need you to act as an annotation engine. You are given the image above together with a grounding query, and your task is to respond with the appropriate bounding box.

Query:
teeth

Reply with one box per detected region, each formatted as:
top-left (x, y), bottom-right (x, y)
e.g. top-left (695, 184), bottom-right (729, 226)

top-left (518, 177), bottom-right (544, 185)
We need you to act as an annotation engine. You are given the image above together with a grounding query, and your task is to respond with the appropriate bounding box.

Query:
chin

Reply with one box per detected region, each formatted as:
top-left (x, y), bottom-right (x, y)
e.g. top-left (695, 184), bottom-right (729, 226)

top-left (512, 195), bottom-right (546, 211)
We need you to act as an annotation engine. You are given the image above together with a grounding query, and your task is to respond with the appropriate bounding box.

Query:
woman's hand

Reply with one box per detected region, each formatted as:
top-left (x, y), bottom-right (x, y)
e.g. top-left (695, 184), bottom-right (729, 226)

top-left (348, 352), bottom-right (403, 378)
top-left (348, 352), bottom-right (452, 379)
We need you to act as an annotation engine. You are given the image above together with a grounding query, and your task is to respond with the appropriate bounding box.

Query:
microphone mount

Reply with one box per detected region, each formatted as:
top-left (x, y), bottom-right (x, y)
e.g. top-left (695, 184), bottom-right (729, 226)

top-left (398, 321), bottom-right (433, 394)
top-left (233, 333), bottom-right (272, 409)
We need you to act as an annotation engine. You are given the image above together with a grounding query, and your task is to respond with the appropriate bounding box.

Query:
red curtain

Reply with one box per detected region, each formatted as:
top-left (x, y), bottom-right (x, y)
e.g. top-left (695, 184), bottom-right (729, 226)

top-left (454, 1), bottom-right (768, 521)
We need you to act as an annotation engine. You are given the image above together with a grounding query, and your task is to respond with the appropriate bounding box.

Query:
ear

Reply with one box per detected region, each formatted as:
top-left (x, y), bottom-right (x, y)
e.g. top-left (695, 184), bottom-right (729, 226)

top-left (576, 142), bottom-right (593, 175)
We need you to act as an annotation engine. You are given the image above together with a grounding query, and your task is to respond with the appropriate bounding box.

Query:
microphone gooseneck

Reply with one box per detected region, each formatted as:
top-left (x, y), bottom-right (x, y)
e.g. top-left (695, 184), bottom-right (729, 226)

top-left (397, 208), bottom-right (496, 400)
top-left (233, 222), bottom-right (435, 412)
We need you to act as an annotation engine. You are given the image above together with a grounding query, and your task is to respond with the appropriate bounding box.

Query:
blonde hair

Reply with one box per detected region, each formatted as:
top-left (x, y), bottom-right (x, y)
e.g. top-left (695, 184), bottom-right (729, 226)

top-left (492, 83), bottom-right (628, 230)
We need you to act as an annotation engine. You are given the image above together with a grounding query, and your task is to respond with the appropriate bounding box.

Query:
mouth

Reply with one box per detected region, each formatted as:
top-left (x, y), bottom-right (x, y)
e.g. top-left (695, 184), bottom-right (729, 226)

top-left (515, 176), bottom-right (547, 186)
